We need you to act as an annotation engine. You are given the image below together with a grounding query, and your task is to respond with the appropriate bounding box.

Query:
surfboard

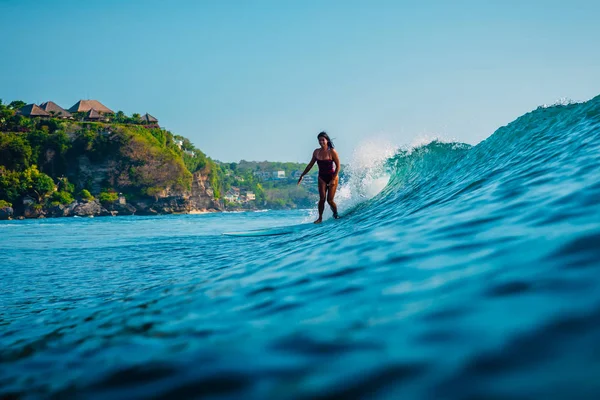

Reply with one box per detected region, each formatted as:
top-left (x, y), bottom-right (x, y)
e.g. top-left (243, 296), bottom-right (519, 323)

top-left (222, 216), bottom-right (345, 237)
top-left (222, 213), bottom-right (342, 237)
top-left (222, 222), bottom-right (311, 237)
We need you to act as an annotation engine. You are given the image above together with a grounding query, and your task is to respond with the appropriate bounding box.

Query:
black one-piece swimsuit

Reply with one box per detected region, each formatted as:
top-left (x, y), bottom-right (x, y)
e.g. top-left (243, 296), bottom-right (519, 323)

top-left (317, 159), bottom-right (335, 184)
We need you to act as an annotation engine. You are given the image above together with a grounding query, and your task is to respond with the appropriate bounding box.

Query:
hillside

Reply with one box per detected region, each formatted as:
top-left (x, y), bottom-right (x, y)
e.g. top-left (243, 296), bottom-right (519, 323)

top-left (0, 99), bottom-right (222, 219)
top-left (215, 160), bottom-right (321, 210)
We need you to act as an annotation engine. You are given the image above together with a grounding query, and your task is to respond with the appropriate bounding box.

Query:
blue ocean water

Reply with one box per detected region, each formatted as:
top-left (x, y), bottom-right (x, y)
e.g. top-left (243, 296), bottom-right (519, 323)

top-left (2, 96), bottom-right (600, 399)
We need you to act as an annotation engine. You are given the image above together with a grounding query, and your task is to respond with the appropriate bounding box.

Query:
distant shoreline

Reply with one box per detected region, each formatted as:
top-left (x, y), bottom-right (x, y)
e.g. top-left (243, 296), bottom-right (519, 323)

top-left (0, 203), bottom-right (313, 221)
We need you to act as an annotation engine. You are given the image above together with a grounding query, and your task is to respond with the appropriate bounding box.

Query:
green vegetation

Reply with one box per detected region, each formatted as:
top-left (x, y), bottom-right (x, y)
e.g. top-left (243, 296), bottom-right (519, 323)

top-left (79, 189), bottom-right (94, 201)
top-left (50, 190), bottom-right (74, 205)
top-left (215, 160), bottom-right (319, 210)
top-left (0, 165), bottom-right (55, 204)
top-left (98, 190), bottom-right (118, 204)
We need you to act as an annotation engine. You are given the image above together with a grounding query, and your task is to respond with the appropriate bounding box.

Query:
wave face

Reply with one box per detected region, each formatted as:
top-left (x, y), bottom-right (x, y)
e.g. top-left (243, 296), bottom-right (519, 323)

top-left (1, 95), bottom-right (600, 399)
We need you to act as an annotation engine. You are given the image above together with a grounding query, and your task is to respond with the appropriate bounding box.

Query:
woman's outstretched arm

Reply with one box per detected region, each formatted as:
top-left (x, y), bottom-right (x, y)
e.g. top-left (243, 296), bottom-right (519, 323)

top-left (297, 151), bottom-right (317, 185)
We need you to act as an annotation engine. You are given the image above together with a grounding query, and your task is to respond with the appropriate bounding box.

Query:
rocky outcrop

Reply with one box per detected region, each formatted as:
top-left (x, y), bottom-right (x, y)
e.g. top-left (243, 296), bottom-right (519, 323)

top-left (72, 200), bottom-right (102, 217)
top-left (134, 197), bottom-right (188, 215)
top-left (42, 200), bottom-right (128, 218)
top-left (133, 171), bottom-right (222, 214)
top-left (76, 156), bottom-right (111, 195)
top-left (103, 202), bottom-right (136, 215)
top-left (0, 206), bottom-right (13, 220)
top-left (23, 205), bottom-right (45, 219)
top-left (7, 171), bottom-right (221, 219)
top-left (47, 204), bottom-right (71, 218)
top-left (187, 172), bottom-right (222, 211)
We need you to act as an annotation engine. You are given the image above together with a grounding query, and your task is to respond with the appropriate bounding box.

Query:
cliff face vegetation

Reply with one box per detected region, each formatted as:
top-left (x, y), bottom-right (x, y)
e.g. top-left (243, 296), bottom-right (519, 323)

top-left (0, 101), bottom-right (222, 219)
top-left (98, 125), bottom-right (192, 198)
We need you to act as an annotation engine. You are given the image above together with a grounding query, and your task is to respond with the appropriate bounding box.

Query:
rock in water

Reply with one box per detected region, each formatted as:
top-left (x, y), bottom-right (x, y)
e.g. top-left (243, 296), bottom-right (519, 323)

top-left (47, 204), bottom-right (71, 218)
top-left (23, 205), bottom-right (45, 219)
top-left (104, 202), bottom-right (137, 215)
top-left (0, 206), bottom-right (13, 220)
top-left (72, 200), bottom-right (102, 217)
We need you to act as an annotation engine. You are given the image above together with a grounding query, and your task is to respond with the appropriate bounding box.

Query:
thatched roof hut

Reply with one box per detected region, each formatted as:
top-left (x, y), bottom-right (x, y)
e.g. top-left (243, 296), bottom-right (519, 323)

top-left (85, 109), bottom-right (102, 120)
top-left (68, 100), bottom-right (114, 114)
top-left (16, 104), bottom-right (50, 117)
top-left (39, 101), bottom-right (72, 118)
top-left (140, 113), bottom-right (158, 124)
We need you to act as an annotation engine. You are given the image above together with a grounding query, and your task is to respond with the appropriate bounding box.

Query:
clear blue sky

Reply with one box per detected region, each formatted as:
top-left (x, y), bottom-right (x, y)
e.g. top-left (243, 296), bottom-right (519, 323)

top-left (1, 0), bottom-right (599, 162)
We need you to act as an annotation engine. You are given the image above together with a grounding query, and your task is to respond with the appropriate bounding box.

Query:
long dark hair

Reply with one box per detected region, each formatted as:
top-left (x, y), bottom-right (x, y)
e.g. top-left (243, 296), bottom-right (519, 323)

top-left (317, 131), bottom-right (334, 150)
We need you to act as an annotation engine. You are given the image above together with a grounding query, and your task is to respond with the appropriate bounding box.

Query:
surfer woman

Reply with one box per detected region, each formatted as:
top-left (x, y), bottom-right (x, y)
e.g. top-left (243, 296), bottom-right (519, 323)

top-left (297, 131), bottom-right (341, 224)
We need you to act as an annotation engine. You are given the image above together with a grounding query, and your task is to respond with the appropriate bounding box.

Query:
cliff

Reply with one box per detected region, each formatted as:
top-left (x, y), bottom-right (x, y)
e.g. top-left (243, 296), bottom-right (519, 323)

top-left (0, 114), bottom-right (222, 219)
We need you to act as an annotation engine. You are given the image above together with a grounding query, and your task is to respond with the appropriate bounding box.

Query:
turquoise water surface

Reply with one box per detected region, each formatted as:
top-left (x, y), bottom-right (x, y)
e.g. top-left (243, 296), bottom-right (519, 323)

top-left (2, 96), bottom-right (600, 399)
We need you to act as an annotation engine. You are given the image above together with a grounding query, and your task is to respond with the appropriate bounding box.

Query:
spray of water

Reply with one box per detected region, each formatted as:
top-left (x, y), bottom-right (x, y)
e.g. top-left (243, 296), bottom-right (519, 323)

top-left (407, 133), bottom-right (459, 153)
top-left (540, 97), bottom-right (580, 108)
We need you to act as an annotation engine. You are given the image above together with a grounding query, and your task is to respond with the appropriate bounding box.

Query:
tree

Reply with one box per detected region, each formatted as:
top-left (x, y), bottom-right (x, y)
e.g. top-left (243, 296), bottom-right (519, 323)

top-left (20, 165), bottom-right (55, 202)
top-left (72, 112), bottom-right (86, 121)
top-left (115, 111), bottom-right (126, 123)
top-left (50, 190), bottom-right (74, 205)
top-left (57, 176), bottom-right (75, 193)
top-left (0, 133), bottom-right (33, 171)
top-left (0, 100), bottom-right (15, 126)
top-left (0, 166), bottom-right (24, 203)
top-left (8, 100), bottom-right (26, 110)
top-left (98, 190), bottom-right (118, 203)
top-left (79, 189), bottom-right (94, 201)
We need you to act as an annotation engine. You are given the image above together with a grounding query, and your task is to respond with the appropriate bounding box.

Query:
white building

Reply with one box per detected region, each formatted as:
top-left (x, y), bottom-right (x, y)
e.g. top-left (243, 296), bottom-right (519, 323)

top-left (273, 170), bottom-right (285, 179)
top-left (224, 188), bottom-right (241, 203)
top-left (246, 191), bottom-right (256, 201)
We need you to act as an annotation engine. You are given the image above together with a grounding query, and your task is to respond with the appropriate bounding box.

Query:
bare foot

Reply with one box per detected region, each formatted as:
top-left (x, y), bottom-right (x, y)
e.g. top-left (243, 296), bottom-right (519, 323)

top-left (314, 218), bottom-right (322, 224)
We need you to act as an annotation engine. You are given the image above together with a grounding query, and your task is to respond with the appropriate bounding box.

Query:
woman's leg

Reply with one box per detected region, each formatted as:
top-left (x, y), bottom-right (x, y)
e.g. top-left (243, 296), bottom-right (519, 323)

top-left (327, 177), bottom-right (339, 218)
top-left (315, 177), bottom-right (327, 223)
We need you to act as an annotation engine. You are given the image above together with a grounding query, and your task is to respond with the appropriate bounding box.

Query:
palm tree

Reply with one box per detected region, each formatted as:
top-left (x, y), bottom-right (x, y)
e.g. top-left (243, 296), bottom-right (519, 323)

top-left (115, 111), bottom-right (126, 123)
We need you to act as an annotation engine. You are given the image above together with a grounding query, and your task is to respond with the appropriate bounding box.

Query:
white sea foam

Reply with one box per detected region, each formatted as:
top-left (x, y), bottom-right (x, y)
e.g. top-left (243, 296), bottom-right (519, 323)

top-left (540, 97), bottom-right (580, 108)
top-left (405, 133), bottom-right (458, 153)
